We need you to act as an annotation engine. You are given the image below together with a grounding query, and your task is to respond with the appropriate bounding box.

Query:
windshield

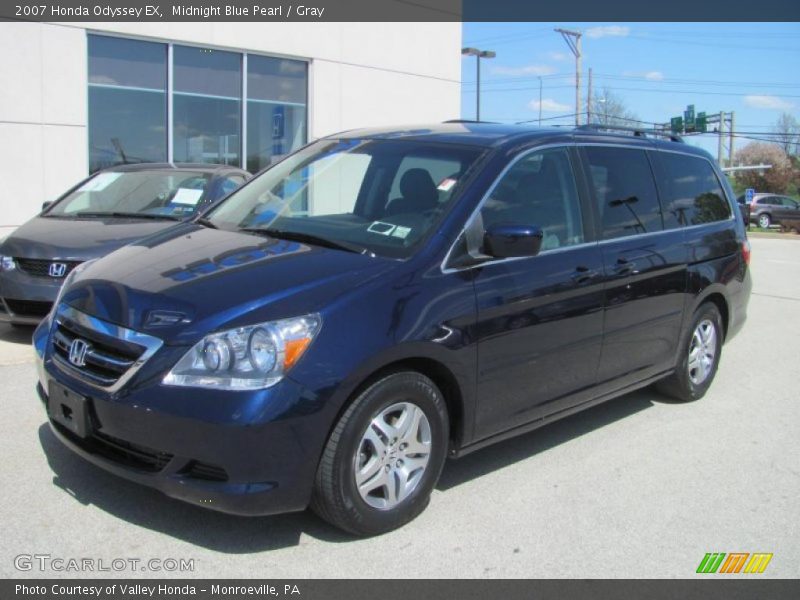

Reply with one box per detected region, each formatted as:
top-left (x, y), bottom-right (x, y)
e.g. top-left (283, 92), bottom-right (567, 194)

top-left (47, 170), bottom-right (214, 219)
top-left (206, 139), bottom-right (484, 258)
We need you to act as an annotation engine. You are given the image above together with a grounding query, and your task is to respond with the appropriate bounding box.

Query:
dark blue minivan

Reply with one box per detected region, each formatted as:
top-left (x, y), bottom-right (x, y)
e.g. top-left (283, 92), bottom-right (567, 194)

top-left (34, 123), bottom-right (752, 535)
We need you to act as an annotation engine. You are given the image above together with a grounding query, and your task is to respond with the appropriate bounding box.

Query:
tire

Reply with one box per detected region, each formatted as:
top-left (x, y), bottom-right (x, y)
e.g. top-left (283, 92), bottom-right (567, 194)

top-left (656, 303), bottom-right (724, 402)
top-left (311, 371), bottom-right (449, 536)
top-left (758, 213), bottom-right (771, 229)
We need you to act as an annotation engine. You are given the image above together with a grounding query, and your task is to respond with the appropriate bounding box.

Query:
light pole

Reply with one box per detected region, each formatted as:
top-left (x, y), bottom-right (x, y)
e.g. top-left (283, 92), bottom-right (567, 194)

top-left (598, 96), bottom-right (608, 125)
top-left (461, 47), bottom-right (496, 122)
top-left (597, 96), bottom-right (608, 125)
top-left (538, 76), bottom-right (543, 125)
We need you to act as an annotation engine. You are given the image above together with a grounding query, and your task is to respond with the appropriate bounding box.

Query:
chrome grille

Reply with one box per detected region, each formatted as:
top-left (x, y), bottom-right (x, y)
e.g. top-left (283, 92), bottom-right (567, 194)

top-left (51, 304), bottom-right (163, 391)
top-left (16, 258), bottom-right (82, 278)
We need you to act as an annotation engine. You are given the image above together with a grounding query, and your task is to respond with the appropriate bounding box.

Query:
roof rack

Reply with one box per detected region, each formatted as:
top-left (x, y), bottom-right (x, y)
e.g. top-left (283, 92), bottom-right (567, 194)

top-left (442, 119), bottom-right (498, 124)
top-left (575, 124), bottom-right (684, 143)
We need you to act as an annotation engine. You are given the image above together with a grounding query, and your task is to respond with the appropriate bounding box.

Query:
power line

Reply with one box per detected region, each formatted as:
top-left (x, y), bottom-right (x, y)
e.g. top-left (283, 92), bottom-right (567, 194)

top-left (463, 28), bottom-right (554, 46)
top-left (625, 33), bottom-right (800, 53)
top-left (462, 83), bottom-right (800, 98)
top-left (464, 72), bottom-right (800, 89)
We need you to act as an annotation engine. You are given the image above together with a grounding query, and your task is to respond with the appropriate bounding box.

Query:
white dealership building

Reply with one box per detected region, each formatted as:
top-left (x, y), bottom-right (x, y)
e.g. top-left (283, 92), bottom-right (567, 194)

top-left (0, 21), bottom-right (462, 233)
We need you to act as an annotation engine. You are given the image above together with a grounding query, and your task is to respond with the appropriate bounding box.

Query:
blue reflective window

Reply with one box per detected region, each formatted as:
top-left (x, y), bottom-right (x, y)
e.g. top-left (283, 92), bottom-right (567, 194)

top-left (173, 46), bottom-right (241, 167)
top-left (246, 55), bottom-right (307, 173)
top-left (88, 35), bottom-right (167, 173)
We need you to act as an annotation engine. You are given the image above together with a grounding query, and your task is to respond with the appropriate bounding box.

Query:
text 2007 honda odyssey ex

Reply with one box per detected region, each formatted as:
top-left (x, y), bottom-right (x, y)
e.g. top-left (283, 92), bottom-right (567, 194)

top-left (34, 123), bottom-right (751, 535)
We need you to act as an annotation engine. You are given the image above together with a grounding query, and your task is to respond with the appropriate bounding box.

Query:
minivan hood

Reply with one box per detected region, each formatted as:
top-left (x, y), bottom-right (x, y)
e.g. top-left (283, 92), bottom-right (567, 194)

top-left (1, 216), bottom-right (179, 261)
top-left (61, 224), bottom-right (398, 344)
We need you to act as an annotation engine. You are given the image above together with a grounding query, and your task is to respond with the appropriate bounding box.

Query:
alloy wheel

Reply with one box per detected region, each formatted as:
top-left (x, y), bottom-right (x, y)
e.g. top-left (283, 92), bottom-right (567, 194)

top-left (353, 402), bottom-right (432, 510)
top-left (687, 319), bottom-right (717, 386)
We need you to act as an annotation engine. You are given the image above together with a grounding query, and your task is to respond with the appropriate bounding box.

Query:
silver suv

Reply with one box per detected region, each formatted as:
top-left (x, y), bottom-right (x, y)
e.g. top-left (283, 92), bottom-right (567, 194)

top-left (740, 192), bottom-right (800, 229)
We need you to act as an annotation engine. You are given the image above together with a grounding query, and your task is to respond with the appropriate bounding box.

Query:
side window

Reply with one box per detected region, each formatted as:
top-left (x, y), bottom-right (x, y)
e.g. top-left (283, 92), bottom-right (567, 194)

top-left (757, 197), bottom-right (772, 205)
top-left (480, 147), bottom-right (584, 251)
top-left (655, 152), bottom-right (732, 226)
top-left (584, 146), bottom-right (662, 239)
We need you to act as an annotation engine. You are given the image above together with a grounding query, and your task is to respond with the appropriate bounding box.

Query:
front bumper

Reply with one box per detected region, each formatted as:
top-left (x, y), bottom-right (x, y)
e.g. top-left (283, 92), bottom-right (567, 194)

top-left (34, 318), bottom-right (333, 517)
top-left (0, 269), bottom-right (62, 324)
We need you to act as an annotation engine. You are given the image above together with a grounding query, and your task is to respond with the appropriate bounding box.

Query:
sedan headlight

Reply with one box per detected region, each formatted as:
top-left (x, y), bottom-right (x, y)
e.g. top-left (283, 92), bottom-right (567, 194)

top-left (163, 314), bottom-right (321, 390)
top-left (0, 256), bottom-right (15, 271)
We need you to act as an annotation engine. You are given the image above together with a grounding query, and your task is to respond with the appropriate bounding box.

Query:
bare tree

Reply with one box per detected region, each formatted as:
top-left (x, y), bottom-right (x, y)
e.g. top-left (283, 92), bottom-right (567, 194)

top-left (773, 112), bottom-right (800, 156)
top-left (588, 87), bottom-right (639, 127)
top-left (733, 142), bottom-right (793, 193)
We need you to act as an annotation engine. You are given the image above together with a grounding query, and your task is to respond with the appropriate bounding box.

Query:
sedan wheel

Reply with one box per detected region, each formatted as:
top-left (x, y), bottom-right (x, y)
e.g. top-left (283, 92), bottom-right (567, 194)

top-left (758, 213), bottom-right (771, 229)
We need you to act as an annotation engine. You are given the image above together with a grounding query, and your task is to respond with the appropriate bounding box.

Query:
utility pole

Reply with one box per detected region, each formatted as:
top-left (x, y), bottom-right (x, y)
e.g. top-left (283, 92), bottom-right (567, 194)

top-left (538, 76), bottom-right (543, 126)
top-left (728, 111), bottom-right (735, 168)
top-left (555, 28), bottom-right (582, 126)
top-left (587, 68), bottom-right (593, 124)
top-left (718, 110), bottom-right (725, 166)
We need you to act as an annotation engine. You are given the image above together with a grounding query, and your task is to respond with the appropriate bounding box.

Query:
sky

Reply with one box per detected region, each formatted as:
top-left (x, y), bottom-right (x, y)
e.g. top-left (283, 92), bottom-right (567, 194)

top-left (460, 22), bottom-right (800, 157)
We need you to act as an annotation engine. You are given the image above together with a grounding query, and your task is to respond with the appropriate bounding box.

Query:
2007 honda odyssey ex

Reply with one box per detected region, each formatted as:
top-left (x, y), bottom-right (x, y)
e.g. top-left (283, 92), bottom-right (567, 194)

top-left (34, 123), bottom-right (752, 536)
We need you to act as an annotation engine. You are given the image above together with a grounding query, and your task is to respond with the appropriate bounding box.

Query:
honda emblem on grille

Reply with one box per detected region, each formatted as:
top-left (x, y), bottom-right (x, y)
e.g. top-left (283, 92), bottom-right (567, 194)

top-left (68, 338), bottom-right (90, 367)
top-left (49, 262), bottom-right (67, 278)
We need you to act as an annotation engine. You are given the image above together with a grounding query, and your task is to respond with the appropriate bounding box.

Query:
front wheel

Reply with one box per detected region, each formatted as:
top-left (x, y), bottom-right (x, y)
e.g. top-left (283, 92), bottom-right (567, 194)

top-left (311, 371), bottom-right (449, 536)
top-left (758, 213), bottom-right (772, 229)
top-left (656, 303), bottom-right (723, 402)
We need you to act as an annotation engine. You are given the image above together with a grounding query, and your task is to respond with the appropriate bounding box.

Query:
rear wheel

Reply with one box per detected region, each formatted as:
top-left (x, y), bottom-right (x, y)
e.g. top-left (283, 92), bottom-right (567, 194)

top-left (311, 371), bottom-right (449, 536)
top-left (656, 303), bottom-right (723, 402)
top-left (758, 213), bottom-right (772, 229)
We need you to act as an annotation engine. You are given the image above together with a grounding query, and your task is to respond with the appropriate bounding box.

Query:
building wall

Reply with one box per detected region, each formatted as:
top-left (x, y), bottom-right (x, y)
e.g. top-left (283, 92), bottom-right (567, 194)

top-left (0, 21), bottom-right (461, 232)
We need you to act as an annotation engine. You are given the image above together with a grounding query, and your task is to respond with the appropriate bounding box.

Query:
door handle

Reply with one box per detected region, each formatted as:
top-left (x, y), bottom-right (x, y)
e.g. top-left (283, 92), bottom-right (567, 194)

top-left (571, 265), bottom-right (599, 284)
top-left (612, 257), bottom-right (636, 275)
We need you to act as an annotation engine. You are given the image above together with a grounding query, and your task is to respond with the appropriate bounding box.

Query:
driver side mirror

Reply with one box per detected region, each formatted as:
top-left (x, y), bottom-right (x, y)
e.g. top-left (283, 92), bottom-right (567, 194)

top-left (483, 224), bottom-right (543, 259)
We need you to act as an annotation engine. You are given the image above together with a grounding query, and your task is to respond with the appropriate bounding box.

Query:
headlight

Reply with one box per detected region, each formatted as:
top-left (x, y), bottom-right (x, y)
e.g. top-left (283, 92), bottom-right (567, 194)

top-left (163, 314), bottom-right (321, 390)
top-left (0, 256), bottom-right (15, 271)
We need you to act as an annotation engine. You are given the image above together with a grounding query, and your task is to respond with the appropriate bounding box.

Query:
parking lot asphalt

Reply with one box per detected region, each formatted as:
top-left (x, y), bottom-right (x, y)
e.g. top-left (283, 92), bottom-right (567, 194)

top-left (1, 236), bottom-right (798, 579)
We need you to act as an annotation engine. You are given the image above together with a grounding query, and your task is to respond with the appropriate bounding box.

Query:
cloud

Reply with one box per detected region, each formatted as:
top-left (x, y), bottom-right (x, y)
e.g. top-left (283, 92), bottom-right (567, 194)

top-left (585, 25), bottom-right (630, 39)
top-left (528, 98), bottom-right (571, 113)
top-left (547, 51), bottom-right (569, 61)
top-left (744, 95), bottom-right (795, 110)
top-left (623, 70), bottom-right (664, 81)
top-left (491, 64), bottom-right (556, 77)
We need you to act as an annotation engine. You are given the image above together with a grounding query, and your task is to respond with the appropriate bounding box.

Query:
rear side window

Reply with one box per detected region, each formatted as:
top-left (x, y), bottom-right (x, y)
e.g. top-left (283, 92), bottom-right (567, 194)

top-left (656, 152), bottom-right (732, 226)
top-left (584, 146), bottom-right (662, 240)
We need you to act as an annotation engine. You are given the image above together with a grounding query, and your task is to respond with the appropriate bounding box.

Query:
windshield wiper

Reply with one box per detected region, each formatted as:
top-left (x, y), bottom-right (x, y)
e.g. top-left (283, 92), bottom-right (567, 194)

top-left (72, 211), bottom-right (182, 220)
top-left (241, 228), bottom-right (375, 257)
